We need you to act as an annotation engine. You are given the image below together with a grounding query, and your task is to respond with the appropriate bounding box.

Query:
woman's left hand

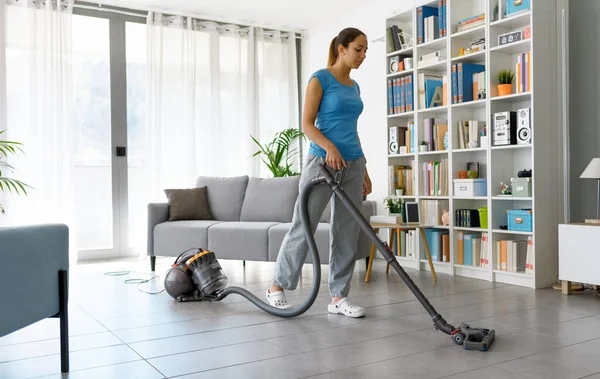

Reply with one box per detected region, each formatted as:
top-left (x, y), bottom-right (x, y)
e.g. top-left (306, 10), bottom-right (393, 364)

top-left (363, 170), bottom-right (372, 196)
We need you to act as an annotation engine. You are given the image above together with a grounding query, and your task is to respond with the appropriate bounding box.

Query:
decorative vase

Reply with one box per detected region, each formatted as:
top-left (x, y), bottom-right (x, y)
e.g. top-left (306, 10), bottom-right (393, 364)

top-left (497, 84), bottom-right (513, 96)
top-left (419, 145), bottom-right (428, 152)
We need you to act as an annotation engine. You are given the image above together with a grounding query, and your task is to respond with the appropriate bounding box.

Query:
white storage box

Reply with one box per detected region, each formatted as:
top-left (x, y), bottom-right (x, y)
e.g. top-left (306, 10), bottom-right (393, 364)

top-left (453, 178), bottom-right (487, 197)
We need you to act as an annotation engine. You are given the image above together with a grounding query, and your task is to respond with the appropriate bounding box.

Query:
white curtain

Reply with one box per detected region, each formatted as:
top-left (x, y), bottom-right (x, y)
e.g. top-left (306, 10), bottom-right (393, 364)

top-left (0, 1), bottom-right (76, 259)
top-left (145, 12), bottom-right (299, 202)
top-left (255, 28), bottom-right (300, 177)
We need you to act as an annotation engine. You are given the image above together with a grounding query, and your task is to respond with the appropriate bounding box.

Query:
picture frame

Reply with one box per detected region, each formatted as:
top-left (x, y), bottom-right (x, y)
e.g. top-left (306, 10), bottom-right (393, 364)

top-left (405, 201), bottom-right (420, 224)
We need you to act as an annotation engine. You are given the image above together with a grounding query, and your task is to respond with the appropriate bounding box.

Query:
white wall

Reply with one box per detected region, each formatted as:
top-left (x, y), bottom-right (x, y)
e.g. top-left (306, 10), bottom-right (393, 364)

top-left (568, 0), bottom-right (600, 222)
top-left (301, 0), bottom-right (420, 217)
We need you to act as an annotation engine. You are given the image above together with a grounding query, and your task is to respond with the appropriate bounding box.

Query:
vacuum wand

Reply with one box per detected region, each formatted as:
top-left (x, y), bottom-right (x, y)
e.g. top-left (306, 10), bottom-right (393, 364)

top-left (316, 163), bottom-right (495, 350)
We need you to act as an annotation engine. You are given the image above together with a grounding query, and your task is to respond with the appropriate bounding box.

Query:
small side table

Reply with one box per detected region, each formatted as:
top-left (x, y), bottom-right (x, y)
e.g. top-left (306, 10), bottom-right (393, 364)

top-left (365, 223), bottom-right (437, 283)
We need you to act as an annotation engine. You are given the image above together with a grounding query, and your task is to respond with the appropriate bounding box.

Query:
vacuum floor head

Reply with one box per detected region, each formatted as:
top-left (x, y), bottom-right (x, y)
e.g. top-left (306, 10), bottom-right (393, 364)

top-left (451, 323), bottom-right (495, 351)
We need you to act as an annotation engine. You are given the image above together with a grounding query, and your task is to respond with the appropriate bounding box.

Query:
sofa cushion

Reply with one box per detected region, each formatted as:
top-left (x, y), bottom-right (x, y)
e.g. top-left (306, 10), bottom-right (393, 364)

top-left (164, 186), bottom-right (212, 221)
top-left (208, 222), bottom-right (279, 261)
top-left (267, 222), bottom-right (331, 264)
top-left (154, 220), bottom-right (222, 256)
top-left (196, 176), bottom-right (249, 221)
top-left (240, 176), bottom-right (300, 222)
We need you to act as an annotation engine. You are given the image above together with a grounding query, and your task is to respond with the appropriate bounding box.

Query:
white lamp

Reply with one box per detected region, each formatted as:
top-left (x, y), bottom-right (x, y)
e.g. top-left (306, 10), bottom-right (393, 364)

top-left (580, 158), bottom-right (600, 220)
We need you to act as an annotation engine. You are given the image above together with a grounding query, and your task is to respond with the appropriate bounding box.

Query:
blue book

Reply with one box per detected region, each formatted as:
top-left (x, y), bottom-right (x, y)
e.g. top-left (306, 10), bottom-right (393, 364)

top-left (425, 77), bottom-right (443, 108)
top-left (417, 6), bottom-right (438, 44)
top-left (458, 63), bottom-right (485, 103)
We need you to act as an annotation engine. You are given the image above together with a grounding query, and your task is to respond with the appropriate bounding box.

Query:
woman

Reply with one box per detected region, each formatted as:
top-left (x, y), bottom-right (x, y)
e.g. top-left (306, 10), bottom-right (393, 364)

top-left (266, 27), bottom-right (371, 318)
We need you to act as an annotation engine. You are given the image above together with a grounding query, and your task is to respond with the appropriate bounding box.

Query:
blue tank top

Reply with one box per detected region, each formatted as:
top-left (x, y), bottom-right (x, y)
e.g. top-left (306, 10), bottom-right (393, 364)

top-left (307, 68), bottom-right (364, 161)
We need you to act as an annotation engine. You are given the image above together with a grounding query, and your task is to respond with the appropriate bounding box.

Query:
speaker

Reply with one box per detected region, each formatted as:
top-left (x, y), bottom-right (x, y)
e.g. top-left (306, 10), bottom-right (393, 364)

top-left (493, 111), bottom-right (517, 146)
top-left (389, 127), bottom-right (399, 154)
top-left (517, 108), bottom-right (531, 145)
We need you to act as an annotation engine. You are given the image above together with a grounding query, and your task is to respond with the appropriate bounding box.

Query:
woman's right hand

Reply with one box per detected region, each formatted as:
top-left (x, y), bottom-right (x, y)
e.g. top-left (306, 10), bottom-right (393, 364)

top-left (326, 146), bottom-right (346, 171)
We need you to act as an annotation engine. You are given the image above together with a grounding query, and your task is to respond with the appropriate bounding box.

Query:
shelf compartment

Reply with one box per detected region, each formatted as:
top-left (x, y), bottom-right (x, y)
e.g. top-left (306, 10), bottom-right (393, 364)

top-left (417, 59), bottom-right (447, 72)
top-left (417, 36), bottom-right (448, 51)
top-left (490, 11), bottom-right (531, 29)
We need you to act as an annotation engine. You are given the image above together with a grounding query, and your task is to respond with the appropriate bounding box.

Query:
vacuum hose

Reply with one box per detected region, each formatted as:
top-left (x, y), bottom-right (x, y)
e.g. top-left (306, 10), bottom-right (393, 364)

top-left (215, 162), bottom-right (455, 336)
top-left (214, 168), bottom-right (327, 317)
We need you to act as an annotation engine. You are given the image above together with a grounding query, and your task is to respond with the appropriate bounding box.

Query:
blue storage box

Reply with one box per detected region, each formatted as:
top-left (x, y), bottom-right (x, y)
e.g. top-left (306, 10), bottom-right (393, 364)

top-left (505, 0), bottom-right (530, 17)
top-left (507, 209), bottom-right (532, 232)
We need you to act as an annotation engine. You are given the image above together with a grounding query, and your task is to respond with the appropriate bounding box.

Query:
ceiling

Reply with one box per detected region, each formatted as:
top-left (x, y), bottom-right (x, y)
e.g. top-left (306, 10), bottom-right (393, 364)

top-left (96, 0), bottom-right (367, 32)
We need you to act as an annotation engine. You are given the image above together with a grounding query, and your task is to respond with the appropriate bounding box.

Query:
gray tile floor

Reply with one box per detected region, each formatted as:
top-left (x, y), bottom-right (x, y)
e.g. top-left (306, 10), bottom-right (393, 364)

top-left (1, 257), bottom-right (600, 379)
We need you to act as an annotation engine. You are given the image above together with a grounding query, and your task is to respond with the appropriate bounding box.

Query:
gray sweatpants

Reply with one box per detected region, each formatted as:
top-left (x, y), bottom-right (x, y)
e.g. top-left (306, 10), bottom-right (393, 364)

top-left (273, 153), bottom-right (366, 297)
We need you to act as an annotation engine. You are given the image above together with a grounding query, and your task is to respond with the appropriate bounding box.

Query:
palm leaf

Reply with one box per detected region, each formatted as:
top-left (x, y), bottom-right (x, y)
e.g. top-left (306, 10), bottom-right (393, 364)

top-left (249, 128), bottom-right (306, 177)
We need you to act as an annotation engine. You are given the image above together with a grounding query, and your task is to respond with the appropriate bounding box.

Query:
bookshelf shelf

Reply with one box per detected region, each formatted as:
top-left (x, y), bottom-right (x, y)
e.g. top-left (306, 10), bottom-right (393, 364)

top-left (451, 50), bottom-right (486, 64)
top-left (419, 150), bottom-right (449, 156)
top-left (388, 111), bottom-right (415, 119)
top-left (490, 91), bottom-right (531, 102)
top-left (492, 229), bottom-right (533, 236)
top-left (418, 105), bottom-right (448, 114)
top-left (387, 46), bottom-right (414, 57)
top-left (451, 24), bottom-right (485, 39)
top-left (490, 39), bottom-right (531, 54)
top-left (492, 196), bottom-right (532, 201)
top-left (491, 143), bottom-right (531, 150)
top-left (451, 98), bottom-right (486, 109)
top-left (387, 69), bottom-right (414, 78)
top-left (384, 0), bottom-right (562, 289)
top-left (453, 147), bottom-right (486, 153)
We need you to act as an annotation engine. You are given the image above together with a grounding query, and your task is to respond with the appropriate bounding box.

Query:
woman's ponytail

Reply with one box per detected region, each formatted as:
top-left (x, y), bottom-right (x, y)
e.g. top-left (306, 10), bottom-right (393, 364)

top-left (326, 28), bottom-right (366, 67)
top-left (327, 36), bottom-right (338, 67)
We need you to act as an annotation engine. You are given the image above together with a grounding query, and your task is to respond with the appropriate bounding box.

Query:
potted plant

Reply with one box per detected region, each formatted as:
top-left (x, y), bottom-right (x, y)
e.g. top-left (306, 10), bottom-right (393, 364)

top-left (419, 141), bottom-right (428, 152)
top-left (496, 69), bottom-right (515, 96)
top-left (251, 128), bottom-right (307, 177)
top-left (384, 195), bottom-right (404, 217)
top-left (0, 130), bottom-right (31, 214)
top-left (395, 185), bottom-right (404, 196)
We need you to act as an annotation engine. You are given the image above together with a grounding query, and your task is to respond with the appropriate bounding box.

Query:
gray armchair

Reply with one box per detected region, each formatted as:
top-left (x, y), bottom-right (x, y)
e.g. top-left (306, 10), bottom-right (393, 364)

top-left (0, 224), bottom-right (70, 373)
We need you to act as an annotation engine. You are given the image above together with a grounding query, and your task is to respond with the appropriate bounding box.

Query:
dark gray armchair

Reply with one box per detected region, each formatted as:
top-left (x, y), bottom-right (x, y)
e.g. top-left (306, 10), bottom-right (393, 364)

top-left (0, 224), bottom-right (70, 373)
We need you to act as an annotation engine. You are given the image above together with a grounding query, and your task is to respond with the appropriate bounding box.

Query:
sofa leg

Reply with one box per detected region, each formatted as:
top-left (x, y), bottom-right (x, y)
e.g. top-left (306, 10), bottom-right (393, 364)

top-left (59, 269), bottom-right (69, 373)
top-left (243, 260), bottom-right (246, 268)
top-left (365, 256), bottom-right (369, 269)
top-left (150, 256), bottom-right (156, 271)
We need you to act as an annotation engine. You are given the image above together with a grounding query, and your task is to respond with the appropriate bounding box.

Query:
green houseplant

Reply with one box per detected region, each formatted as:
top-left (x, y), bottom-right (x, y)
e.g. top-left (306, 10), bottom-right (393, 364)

top-left (0, 130), bottom-right (30, 214)
top-left (496, 69), bottom-right (515, 96)
top-left (251, 128), bottom-right (307, 177)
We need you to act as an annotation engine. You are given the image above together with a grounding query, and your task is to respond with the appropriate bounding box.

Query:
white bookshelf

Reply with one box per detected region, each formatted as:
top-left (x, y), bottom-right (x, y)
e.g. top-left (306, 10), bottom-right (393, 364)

top-left (384, 0), bottom-right (563, 289)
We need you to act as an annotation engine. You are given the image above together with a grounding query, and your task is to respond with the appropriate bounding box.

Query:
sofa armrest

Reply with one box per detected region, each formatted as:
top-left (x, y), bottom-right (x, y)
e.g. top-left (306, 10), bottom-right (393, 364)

top-left (0, 223), bottom-right (69, 337)
top-left (148, 203), bottom-right (169, 256)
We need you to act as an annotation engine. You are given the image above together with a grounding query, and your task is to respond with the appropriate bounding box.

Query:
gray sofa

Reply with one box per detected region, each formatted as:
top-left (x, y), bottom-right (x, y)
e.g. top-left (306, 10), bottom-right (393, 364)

top-left (147, 175), bottom-right (376, 271)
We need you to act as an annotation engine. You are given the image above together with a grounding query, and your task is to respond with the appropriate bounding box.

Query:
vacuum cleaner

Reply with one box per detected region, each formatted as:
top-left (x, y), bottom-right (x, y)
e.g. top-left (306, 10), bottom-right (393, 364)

top-left (163, 162), bottom-right (495, 351)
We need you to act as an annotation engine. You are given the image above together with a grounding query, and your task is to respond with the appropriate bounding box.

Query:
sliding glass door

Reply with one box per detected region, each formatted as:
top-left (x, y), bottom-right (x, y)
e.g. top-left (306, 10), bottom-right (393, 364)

top-left (72, 9), bottom-right (146, 260)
